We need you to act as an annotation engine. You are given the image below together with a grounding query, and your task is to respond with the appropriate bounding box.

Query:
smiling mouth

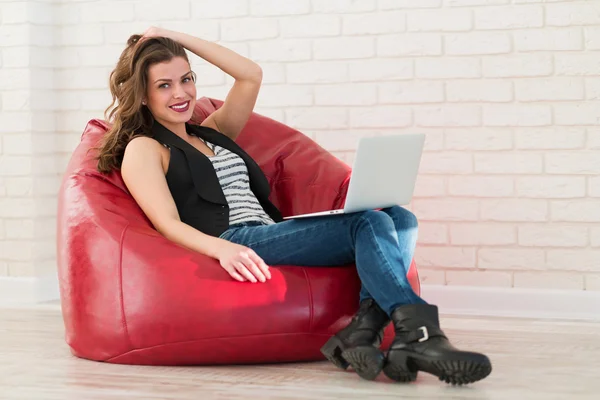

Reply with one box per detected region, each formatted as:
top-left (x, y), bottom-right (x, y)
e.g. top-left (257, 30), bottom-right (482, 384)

top-left (169, 101), bottom-right (190, 112)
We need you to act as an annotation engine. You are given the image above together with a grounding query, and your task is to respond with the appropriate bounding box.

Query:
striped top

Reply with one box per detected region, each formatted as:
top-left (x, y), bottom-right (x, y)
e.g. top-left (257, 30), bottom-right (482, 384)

top-left (202, 139), bottom-right (276, 227)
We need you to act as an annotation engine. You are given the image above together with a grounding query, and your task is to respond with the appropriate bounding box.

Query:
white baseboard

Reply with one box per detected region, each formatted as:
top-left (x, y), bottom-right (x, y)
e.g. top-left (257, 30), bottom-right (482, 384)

top-left (421, 284), bottom-right (600, 322)
top-left (1, 278), bottom-right (599, 321)
top-left (0, 274), bottom-right (60, 307)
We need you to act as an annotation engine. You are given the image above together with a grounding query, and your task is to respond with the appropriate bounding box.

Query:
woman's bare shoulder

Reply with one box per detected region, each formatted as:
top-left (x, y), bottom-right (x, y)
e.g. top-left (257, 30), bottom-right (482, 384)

top-left (123, 135), bottom-right (169, 172)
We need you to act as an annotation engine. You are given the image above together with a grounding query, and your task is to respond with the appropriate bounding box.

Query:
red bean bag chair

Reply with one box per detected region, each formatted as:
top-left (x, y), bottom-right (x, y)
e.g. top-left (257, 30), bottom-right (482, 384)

top-left (56, 97), bottom-right (421, 365)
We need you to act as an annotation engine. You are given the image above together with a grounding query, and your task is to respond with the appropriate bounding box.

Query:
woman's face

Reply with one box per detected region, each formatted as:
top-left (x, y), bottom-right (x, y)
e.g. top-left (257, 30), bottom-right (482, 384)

top-left (145, 56), bottom-right (197, 129)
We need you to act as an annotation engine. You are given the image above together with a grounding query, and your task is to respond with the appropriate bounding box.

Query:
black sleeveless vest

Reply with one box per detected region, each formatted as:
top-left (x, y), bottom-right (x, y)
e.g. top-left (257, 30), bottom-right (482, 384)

top-left (150, 121), bottom-right (283, 237)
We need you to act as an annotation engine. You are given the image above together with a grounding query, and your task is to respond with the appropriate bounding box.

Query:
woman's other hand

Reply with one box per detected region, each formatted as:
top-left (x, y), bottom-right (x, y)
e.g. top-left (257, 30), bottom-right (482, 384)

top-left (216, 241), bottom-right (271, 283)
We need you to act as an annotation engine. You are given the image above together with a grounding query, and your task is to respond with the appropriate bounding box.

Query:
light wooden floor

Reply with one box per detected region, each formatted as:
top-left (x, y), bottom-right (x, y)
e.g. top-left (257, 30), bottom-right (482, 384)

top-left (1, 304), bottom-right (599, 400)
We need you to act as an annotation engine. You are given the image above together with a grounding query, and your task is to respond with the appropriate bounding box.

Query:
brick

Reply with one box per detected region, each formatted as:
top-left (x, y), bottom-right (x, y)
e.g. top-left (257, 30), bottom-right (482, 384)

top-left (514, 272), bottom-right (584, 291)
top-left (381, 0), bottom-right (441, 8)
top-left (415, 246), bottom-right (476, 269)
top-left (349, 59), bottom-right (413, 82)
top-left (449, 176), bottom-right (514, 197)
top-left (314, 131), bottom-right (381, 152)
top-left (54, 68), bottom-right (107, 90)
top-left (419, 130), bottom-right (445, 151)
top-left (552, 201), bottom-right (600, 222)
top-left (450, 223), bottom-right (516, 245)
top-left (135, 0), bottom-right (190, 20)
top-left (33, 238), bottom-right (57, 260)
top-left (0, 199), bottom-right (35, 218)
top-left (414, 268), bottom-right (446, 285)
top-left (55, 3), bottom-right (80, 25)
top-left (378, 33), bottom-right (442, 56)
top-left (250, 39), bottom-right (311, 62)
top-left (379, 81), bottom-right (444, 104)
top-left (192, 0), bottom-right (249, 18)
top-left (515, 78), bottom-right (584, 102)
top-left (0, 112), bottom-right (32, 133)
top-left (80, 90), bottom-right (115, 111)
top-left (483, 54), bottom-right (552, 78)
top-left (546, 153), bottom-right (600, 175)
top-left (446, 0), bottom-right (509, 5)
top-left (314, 0), bottom-right (376, 13)
top-left (413, 176), bottom-right (446, 198)
top-left (481, 199), bottom-right (548, 222)
top-left (1, 2), bottom-right (29, 24)
top-left (556, 54), bottom-right (600, 76)
top-left (1, 91), bottom-right (30, 112)
top-left (415, 105), bottom-right (481, 127)
top-left (287, 61), bottom-right (348, 84)
top-left (475, 153), bottom-right (543, 174)
top-left (418, 222), bottom-right (448, 245)
top-left (0, 156), bottom-right (32, 176)
top-left (103, 21), bottom-right (168, 45)
top-left (546, 3), bottom-right (600, 27)
top-left (445, 33), bottom-right (511, 55)
top-left (412, 199), bottom-right (479, 221)
top-left (4, 219), bottom-right (34, 240)
top-left (420, 153), bottom-right (473, 174)
top-left (4, 177), bottom-right (33, 197)
top-left (546, 250), bottom-right (600, 272)
top-left (445, 129), bottom-right (512, 151)
top-left (585, 78), bottom-right (600, 100)
top-left (315, 83), bottom-right (377, 106)
top-left (58, 25), bottom-right (104, 46)
top-left (516, 128), bottom-right (585, 150)
top-left (475, 5), bottom-right (543, 29)
top-left (257, 85), bottom-right (313, 107)
top-left (447, 80), bottom-right (513, 103)
top-left (81, 2), bottom-right (134, 22)
top-left (446, 271), bottom-right (512, 288)
top-left (0, 69), bottom-right (30, 91)
top-left (29, 26), bottom-right (54, 47)
top-left (555, 103), bottom-right (600, 126)
top-left (515, 28), bottom-right (583, 52)
top-left (1, 47), bottom-right (30, 68)
top-left (343, 11), bottom-right (406, 35)
top-left (416, 57), bottom-right (480, 79)
top-left (281, 15), bottom-right (341, 38)
top-left (250, 0), bottom-right (310, 16)
top-left (590, 177), bottom-right (600, 197)
top-left (34, 197), bottom-right (58, 218)
top-left (8, 261), bottom-right (36, 277)
top-left (585, 27), bottom-right (600, 50)
top-left (2, 134), bottom-right (32, 155)
top-left (479, 248), bottom-right (545, 270)
top-left (0, 262), bottom-right (6, 276)
top-left (221, 18), bottom-right (278, 41)
top-left (314, 37), bottom-right (375, 60)
top-left (483, 104), bottom-right (551, 127)
top-left (253, 107), bottom-right (284, 123)
top-left (285, 108), bottom-right (348, 130)
top-left (519, 225), bottom-right (588, 247)
top-left (0, 25), bottom-right (29, 47)
top-left (517, 177), bottom-right (585, 199)
top-left (348, 106), bottom-right (412, 128)
top-left (408, 9), bottom-right (472, 32)
top-left (585, 274), bottom-right (600, 291)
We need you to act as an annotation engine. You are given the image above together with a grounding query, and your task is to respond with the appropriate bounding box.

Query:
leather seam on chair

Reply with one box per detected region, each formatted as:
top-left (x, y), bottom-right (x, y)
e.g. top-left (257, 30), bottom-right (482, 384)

top-left (302, 268), bottom-right (314, 334)
top-left (105, 333), bottom-right (334, 362)
top-left (117, 222), bottom-right (134, 353)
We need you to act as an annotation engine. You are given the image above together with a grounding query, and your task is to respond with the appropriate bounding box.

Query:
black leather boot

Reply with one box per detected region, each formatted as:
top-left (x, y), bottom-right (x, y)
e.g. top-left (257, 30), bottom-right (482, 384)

top-left (383, 304), bottom-right (492, 385)
top-left (320, 299), bottom-right (391, 380)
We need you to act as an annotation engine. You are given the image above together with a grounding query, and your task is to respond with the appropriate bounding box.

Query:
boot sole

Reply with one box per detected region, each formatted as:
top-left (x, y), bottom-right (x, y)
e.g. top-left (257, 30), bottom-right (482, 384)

top-left (342, 346), bottom-right (385, 381)
top-left (384, 350), bottom-right (492, 386)
top-left (320, 336), bottom-right (350, 370)
top-left (321, 338), bottom-right (385, 380)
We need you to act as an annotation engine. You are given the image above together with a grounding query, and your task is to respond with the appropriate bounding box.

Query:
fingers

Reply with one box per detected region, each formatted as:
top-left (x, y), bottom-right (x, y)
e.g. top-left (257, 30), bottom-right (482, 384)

top-left (247, 251), bottom-right (271, 280)
top-left (233, 262), bottom-right (258, 283)
top-left (240, 253), bottom-right (267, 283)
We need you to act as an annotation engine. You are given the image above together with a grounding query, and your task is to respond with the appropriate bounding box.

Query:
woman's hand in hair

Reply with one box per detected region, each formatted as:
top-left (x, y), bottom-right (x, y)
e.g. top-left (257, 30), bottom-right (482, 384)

top-left (215, 241), bottom-right (271, 283)
top-left (140, 26), bottom-right (174, 42)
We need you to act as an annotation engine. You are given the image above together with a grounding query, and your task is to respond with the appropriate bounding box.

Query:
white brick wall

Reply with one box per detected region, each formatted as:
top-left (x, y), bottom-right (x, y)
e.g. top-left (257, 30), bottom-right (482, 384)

top-left (1, 0), bottom-right (599, 293)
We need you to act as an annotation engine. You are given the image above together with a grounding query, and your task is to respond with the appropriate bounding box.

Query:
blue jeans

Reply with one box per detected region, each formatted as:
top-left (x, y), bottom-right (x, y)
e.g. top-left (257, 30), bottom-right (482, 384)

top-left (219, 206), bottom-right (426, 315)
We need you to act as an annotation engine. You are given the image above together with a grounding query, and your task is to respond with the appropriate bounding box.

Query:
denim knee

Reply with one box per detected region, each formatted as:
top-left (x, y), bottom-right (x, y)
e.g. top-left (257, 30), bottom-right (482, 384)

top-left (357, 209), bottom-right (393, 228)
top-left (385, 206), bottom-right (418, 230)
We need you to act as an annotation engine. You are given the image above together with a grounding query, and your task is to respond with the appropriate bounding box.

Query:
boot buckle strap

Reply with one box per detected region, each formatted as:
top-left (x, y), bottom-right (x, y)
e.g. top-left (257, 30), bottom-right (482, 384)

top-left (417, 326), bottom-right (429, 342)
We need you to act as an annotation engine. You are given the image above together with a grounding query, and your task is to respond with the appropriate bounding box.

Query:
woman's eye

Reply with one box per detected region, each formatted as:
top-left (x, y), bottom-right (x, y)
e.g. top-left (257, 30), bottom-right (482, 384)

top-left (182, 77), bottom-right (191, 83)
top-left (159, 83), bottom-right (169, 89)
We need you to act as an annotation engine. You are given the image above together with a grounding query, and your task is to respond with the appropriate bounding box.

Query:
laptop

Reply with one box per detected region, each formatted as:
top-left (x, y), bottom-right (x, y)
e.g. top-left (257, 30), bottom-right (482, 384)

top-left (283, 133), bottom-right (426, 220)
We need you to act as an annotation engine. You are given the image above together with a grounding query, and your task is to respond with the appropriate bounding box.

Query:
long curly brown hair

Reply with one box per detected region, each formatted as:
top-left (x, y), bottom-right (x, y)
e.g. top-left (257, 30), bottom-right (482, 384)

top-left (96, 34), bottom-right (191, 174)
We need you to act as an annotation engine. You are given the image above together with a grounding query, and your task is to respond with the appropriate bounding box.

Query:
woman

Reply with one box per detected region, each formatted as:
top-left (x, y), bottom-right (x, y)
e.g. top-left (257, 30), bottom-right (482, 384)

top-left (97, 27), bottom-right (491, 385)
